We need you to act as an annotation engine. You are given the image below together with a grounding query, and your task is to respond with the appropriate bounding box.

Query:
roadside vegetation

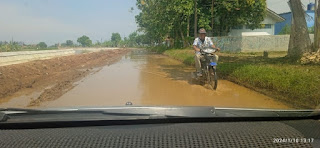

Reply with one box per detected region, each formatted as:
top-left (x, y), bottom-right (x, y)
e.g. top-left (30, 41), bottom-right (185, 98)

top-left (156, 48), bottom-right (320, 109)
top-left (0, 41), bottom-right (58, 52)
top-left (135, 0), bottom-right (266, 48)
top-left (0, 31), bottom-right (148, 52)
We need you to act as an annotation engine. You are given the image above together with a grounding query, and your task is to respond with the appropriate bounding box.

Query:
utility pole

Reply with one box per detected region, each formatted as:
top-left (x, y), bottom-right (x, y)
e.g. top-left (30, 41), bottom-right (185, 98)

top-left (194, 0), bottom-right (197, 38)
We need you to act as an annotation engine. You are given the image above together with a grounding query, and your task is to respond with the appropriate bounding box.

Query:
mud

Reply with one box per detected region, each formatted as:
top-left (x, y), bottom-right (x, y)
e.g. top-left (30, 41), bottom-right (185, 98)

top-left (37, 50), bottom-right (290, 109)
top-left (0, 49), bottom-right (131, 107)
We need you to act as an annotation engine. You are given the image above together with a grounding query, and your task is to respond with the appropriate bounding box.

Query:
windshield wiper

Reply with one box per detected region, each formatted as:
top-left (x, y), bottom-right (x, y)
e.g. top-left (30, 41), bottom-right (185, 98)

top-left (0, 107), bottom-right (217, 123)
top-left (0, 107), bottom-right (319, 123)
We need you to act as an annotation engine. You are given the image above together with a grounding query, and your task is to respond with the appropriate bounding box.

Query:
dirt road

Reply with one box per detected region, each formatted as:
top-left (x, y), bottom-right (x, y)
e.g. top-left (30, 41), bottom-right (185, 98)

top-left (0, 49), bottom-right (130, 107)
top-left (0, 49), bottom-right (290, 109)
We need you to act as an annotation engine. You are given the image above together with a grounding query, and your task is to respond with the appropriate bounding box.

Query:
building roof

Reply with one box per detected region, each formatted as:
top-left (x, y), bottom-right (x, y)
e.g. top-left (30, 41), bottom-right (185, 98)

top-left (267, 8), bottom-right (285, 22)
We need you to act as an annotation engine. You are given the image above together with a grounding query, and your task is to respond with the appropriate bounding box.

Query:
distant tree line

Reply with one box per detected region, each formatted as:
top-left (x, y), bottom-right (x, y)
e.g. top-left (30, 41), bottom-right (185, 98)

top-left (0, 31), bottom-right (150, 52)
top-left (75, 32), bottom-right (150, 48)
top-left (0, 41), bottom-right (57, 52)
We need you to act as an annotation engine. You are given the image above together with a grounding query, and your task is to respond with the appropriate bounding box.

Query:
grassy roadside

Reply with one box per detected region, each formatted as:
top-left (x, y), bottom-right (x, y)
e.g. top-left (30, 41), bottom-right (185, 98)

top-left (160, 48), bottom-right (320, 109)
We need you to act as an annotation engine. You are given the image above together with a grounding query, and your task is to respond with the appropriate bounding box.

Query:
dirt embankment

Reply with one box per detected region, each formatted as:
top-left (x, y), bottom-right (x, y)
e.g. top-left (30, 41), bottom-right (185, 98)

top-left (0, 49), bottom-right (131, 107)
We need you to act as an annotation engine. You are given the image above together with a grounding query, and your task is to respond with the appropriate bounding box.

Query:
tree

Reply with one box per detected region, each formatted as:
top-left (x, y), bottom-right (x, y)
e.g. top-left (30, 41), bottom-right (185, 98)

top-left (212, 0), bottom-right (266, 36)
top-left (103, 41), bottom-right (113, 47)
top-left (77, 35), bottom-right (92, 47)
top-left (129, 32), bottom-right (138, 42)
top-left (66, 40), bottom-right (74, 46)
top-left (314, 0), bottom-right (320, 51)
top-left (136, 0), bottom-right (195, 47)
top-left (288, 0), bottom-right (312, 58)
top-left (37, 42), bottom-right (47, 49)
top-left (136, 34), bottom-right (151, 45)
top-left (127, 32), bottom-right (138, 46)
top-left (194, 0), bottom-right (197, 38)
top-left (135, 0), bottom-right (266, 47)
top-left (111, 33), bottom-right (121, 46)
top-left (94, 40), bottom-right (102, 47)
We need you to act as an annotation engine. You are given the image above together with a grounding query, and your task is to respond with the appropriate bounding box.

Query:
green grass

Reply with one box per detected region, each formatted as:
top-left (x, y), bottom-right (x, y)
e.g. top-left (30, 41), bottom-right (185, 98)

top-left (162, 48), bottom-right (320, 109)
top-left (164, 49), bottom-right (195, 65)
top-left (229, 64), bottom-right (320, 107)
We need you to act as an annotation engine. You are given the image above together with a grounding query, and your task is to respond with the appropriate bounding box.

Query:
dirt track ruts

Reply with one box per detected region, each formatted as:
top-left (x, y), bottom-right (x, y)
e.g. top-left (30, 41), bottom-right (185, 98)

top-left (0, 49), bottom-right (131, 106)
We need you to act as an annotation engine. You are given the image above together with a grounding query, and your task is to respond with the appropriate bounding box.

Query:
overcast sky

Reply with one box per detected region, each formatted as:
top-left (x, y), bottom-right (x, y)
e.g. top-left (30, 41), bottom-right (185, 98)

top-left (0, 0), bottom-right (316, 45)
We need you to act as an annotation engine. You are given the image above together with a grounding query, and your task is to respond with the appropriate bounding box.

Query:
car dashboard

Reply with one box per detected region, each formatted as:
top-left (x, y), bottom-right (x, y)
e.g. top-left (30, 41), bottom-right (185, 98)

top-left (0, 119), bottom-right (319, 147)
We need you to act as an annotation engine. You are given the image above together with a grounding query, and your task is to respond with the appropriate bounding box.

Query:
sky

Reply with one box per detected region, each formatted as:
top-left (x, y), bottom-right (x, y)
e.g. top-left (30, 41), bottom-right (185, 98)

top-left (0, 0), bottom-right (139, 45)
top-left (0, 0), bottom-right (316, 45)
top-left (267, 0), bottom-right (313, 13)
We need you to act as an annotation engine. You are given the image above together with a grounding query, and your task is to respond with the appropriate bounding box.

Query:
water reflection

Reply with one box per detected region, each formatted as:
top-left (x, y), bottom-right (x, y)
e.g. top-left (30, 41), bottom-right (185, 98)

top-left (39, 50), bottom-right (289, 109)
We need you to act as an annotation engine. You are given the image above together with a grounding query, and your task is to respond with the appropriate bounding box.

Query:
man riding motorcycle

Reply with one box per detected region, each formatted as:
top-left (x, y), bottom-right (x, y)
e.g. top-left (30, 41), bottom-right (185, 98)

top-left (193, 28), bottom-right (220, 77)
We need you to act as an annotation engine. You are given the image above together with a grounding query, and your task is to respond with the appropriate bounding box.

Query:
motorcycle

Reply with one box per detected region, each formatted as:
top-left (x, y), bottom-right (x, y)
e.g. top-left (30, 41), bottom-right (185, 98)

top-left (193, 46), bottom-right (218, 90)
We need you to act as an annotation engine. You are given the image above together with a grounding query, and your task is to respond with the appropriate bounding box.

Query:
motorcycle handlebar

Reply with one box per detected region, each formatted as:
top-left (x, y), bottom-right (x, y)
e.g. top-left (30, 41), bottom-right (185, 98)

top-left (199, 47), bottom-right (218, 50)
top-left (199, 47), bottom-right (218, 53)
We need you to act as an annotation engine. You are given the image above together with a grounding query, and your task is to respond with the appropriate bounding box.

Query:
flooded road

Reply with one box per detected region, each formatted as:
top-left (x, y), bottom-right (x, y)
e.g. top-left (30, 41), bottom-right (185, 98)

top-left (39, 50), bottom-right (289, 109)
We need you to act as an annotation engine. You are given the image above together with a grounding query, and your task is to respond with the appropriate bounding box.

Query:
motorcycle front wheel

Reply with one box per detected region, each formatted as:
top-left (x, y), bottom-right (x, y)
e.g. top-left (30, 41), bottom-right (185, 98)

top-left (208, 67), bottom-right (218, 90)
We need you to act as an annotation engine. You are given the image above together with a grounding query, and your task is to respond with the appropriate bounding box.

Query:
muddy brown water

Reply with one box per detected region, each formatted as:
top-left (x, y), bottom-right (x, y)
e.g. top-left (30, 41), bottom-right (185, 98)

top-left (37, 50), bottom-right (288, 109)
top-left (1, 50), bottom-right (289, 109)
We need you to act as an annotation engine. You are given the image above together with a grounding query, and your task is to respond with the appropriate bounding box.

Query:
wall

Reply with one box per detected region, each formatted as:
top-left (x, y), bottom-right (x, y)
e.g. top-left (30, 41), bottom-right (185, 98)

top-left (212, 36), bottom-right (242, 52)
top-left (211, 34), bottom-right (314, 52)
top-left (228, 26), bottom-right (274, 36)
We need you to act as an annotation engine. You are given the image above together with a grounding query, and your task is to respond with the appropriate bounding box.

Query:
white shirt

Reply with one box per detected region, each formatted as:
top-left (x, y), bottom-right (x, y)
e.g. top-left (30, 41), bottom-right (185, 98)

top-left (193, 37), bottom-right (213, 48)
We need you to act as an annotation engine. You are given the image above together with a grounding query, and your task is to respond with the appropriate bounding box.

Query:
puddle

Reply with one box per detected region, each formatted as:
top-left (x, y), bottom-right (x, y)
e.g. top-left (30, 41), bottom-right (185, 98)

top-left (0, 91), bottom-right (43, 108)
top-left (39, 50), bottom-right (289, 109)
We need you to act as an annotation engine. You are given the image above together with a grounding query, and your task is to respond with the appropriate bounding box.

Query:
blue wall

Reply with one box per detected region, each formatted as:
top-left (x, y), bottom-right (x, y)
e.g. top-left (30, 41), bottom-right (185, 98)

top-left (274, 10), bottom-right (315, 35)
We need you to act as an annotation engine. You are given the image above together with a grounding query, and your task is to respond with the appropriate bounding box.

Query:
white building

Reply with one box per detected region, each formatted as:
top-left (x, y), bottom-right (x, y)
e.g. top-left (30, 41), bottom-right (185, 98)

top-left (228, 9), bottom-right (285, 36)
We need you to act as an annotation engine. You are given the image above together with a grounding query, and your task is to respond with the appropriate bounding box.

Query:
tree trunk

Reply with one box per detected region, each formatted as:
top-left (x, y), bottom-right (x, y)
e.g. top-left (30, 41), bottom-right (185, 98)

top-left (224, 26), bottom-right (228, 36)
top-left (194, 0), bottom-right (197, 38)
top-left (211, 0), bottom-right (215, 35)
top-left (314, 0), bottom-right (320, 51)
top-left (288, 15), bottom-right (295, 50)
top-left (288, 0), bottom-right (312, 58)
top-left (219, 17), bottom-right (223, 36)
top-left (187, 16), bottom-right (190, 37)
top-left (175, 28), bottom-right (179, 47)
top-left (179, 26), bottom-right (187, 47)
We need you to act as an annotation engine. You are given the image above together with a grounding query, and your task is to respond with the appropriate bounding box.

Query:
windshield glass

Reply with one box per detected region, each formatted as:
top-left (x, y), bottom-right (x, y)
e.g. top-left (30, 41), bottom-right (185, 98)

top-left (0, 0), bottom-right (319, 112)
